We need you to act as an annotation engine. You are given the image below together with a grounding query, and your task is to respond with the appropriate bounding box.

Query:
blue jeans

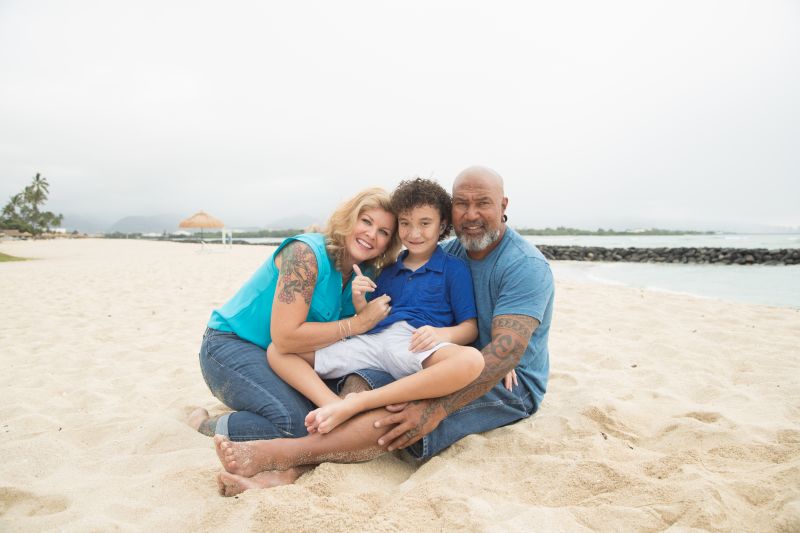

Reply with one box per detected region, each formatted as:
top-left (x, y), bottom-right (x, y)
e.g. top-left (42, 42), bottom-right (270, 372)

top-left (199, 328), bottom-right (537, 458)
top-left (199, 328), bottom-right (318, 441)
top-left (352, 368), bottom-right (537, 459)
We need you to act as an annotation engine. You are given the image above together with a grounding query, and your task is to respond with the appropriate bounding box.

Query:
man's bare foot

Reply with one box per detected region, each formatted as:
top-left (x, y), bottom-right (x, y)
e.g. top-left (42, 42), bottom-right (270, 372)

top-left (188, 407), bottom-right (218, 437)
top-left (216, 466), bottom-right (313, 497)
top-left (305, 394), bottom-right (365, 434)
top-left (214, 435), bottom-right (289, 477)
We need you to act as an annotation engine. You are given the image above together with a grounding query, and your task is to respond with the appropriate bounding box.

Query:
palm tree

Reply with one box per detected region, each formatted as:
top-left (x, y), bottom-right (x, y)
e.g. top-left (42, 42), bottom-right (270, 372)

top-left (2, 193), bottom-right (24, 219)
top-left (1, 173), bottom-right (61, 235)
top-left (25, 173), bottom-right (49, 210)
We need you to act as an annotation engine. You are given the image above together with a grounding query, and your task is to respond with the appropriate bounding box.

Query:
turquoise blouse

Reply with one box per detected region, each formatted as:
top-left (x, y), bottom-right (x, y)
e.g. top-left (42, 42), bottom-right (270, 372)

top-left (207, 233), bottom-right (355, 349)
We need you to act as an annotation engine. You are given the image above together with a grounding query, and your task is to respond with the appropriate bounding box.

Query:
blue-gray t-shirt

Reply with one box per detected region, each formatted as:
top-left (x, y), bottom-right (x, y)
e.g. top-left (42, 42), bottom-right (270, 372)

top-left (443, 227), bottom-right (554, 410)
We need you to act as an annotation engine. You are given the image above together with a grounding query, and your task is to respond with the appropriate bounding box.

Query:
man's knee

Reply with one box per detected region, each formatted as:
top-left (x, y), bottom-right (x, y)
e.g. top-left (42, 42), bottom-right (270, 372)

top-left (339, 374), bottom-right (372, 397)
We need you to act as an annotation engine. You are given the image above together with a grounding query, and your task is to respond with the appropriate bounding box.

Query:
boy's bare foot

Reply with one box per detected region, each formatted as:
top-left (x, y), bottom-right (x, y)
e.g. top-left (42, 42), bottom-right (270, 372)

top-left (216, 466), bottom-right (313, 497)
top-left (214, 435), bottom-right (288, 477)
top-left (306, 394), bottom-right (365, 434)
top-left (188, 408), bottom-right (218, 437)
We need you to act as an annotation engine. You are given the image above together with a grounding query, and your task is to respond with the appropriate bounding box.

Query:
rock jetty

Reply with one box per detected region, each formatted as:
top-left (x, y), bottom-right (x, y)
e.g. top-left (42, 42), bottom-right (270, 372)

top-left (536, 246), bottom-right (800, 265)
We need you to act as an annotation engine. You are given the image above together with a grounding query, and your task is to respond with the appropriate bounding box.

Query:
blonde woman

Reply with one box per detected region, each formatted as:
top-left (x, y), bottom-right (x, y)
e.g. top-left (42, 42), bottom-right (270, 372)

top-left (190, 188), bottom-right (401, 449)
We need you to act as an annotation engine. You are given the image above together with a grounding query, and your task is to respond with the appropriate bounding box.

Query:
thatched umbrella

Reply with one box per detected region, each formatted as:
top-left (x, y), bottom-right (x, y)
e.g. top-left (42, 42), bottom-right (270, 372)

top-left (179, 211), bottom-right (224, 240)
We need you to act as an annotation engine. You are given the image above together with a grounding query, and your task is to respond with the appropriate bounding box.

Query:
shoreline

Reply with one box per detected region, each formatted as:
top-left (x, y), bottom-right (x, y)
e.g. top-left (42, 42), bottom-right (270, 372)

top-left (2, 239), bottom-right (798, 531)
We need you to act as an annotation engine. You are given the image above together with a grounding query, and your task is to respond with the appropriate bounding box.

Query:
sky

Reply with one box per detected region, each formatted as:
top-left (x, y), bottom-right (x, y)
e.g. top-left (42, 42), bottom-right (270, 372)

top-left (1, 1), bottom-right (799, 232)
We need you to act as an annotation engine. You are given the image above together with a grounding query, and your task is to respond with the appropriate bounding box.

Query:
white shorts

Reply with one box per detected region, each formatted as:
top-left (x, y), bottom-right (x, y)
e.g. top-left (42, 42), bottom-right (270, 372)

top-left (314, 320), bottom-right (452, 380)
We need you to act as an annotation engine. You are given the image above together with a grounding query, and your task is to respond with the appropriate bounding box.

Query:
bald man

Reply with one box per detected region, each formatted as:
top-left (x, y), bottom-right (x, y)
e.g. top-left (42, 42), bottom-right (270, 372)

top-left (212, 166), bottom-right (554, 495)
top-left (364, 165), bottom-right (554, 456)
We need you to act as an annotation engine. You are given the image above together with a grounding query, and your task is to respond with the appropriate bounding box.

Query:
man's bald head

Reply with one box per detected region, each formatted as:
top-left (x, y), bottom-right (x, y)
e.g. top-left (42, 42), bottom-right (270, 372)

top-left (453, 165), bottom-right (505, 197)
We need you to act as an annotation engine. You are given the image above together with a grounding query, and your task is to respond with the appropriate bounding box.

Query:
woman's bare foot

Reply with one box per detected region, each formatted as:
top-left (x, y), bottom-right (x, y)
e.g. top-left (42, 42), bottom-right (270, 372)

top-left (216, 466), bottom-right (313, 497)
top-left (188, 407), bottom-right (218, 437)
top-left (214, 435), bottom-right (289, 477)
top-left (305, 393), bottom-right (365, 434)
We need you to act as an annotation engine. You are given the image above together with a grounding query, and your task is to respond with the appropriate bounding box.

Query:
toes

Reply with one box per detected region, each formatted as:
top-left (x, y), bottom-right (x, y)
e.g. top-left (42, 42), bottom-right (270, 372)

top-left (304, 410), bottom-right (318, 425)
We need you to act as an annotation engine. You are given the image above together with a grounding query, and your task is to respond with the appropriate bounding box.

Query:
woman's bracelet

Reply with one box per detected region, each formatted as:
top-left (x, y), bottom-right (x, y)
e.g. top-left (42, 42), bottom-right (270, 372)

top-left (337, 318), bottom-right (354, 341)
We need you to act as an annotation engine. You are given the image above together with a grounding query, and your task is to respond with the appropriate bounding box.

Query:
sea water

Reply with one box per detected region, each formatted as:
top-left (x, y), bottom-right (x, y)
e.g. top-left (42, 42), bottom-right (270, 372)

top-left (531, 235), bottom-right (800, 309)
top-left (527, 233), bottom-right (800, 250)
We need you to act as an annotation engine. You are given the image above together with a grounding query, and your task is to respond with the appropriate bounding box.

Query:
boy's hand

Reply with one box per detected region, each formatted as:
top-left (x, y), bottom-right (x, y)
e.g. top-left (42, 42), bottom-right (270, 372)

top-left (351, 264), bottom-right (377, 297)
top-left (503, 369), bottom-right (518, 391)
top-left (409, 325), bottom-right (445, 352)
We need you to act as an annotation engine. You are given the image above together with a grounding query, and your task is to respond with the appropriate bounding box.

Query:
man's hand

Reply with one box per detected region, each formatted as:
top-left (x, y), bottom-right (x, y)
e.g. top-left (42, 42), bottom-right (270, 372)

top-left (373, 399), bottom-right (447, 451)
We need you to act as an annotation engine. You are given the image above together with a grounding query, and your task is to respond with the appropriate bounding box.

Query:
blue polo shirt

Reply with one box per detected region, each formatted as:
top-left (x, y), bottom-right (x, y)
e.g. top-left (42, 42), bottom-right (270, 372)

top-left (368, 245), bottom-right (477, 334)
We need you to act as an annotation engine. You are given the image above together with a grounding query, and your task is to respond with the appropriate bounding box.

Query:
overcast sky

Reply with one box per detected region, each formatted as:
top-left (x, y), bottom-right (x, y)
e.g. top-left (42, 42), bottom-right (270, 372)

top-left (1, 1), bottom-right (798, 231)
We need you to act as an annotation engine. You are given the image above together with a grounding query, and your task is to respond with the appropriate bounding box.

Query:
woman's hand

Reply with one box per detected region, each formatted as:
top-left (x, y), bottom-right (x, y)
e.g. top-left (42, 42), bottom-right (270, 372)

top-left (408, 325), bottom-right (446, 353)
top-left (350, 264), bottom-right (376, 313)
top-left (353, 294), bottom-right (391, 334)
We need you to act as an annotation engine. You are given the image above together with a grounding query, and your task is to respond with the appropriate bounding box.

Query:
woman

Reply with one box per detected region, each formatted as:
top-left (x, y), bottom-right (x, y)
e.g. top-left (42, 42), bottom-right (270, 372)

top-left (189, 188), bottom-right (402, 443)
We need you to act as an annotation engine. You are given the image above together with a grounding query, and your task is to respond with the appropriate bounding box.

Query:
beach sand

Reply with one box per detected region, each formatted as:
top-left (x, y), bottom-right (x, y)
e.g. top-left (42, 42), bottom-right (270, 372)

top-left (1, 239), bottom-right (798, 532)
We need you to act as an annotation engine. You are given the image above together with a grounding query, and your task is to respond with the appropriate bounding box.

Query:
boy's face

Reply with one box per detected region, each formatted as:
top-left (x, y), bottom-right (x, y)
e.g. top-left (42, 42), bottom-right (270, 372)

top-left (398, 204), bottom-right (444, 257)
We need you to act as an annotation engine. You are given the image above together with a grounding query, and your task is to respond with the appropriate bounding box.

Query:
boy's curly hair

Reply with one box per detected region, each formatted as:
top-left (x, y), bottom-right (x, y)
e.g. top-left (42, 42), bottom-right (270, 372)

top-left (391, 177), bottom-right (452, 241)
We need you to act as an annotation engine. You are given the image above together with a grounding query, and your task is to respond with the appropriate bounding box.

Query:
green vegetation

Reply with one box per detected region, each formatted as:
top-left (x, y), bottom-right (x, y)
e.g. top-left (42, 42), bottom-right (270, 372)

top-left (515, 226), bottom-right (716, 236)
top-left (0, 173), bottom-right (63, 236)
top-left (0, 252), bottom-right (27, 262)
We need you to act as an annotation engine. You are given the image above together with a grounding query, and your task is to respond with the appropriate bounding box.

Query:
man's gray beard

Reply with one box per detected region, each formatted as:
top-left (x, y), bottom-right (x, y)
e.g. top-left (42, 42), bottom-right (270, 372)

top-left (458, 228), bottom-right (501, 252)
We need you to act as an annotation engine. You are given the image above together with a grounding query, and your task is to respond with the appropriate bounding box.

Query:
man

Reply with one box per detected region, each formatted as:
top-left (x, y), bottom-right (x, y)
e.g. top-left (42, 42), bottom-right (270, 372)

top-left (212, 166), bottom-right (554, 495)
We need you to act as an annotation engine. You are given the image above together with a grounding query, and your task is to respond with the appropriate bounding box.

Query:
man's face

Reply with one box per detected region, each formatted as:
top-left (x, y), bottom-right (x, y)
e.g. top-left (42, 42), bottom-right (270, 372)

top-left (451, 178), bottom-right (507, 253)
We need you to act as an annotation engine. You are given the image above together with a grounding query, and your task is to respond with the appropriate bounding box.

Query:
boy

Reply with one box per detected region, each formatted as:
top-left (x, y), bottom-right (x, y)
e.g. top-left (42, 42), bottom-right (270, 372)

top-left (268, 178), bottom-right (484, 434)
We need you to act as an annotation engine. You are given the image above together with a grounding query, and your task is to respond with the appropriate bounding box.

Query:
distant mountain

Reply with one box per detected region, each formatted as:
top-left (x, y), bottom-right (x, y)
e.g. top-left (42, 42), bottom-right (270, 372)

top-left (265, 214), bottom-right (321, 230)
top-left (108, 214), bottom-right (183, 234)
top-left (60, 213), bottom-right (114, 234)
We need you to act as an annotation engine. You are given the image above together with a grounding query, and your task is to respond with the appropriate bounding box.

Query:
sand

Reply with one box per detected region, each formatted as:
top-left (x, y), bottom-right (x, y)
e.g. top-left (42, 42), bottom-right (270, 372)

top-left (1, 238), bottom-right (798, 532)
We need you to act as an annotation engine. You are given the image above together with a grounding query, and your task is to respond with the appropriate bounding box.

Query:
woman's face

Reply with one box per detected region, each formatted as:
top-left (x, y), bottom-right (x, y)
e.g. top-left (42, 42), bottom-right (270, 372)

top-left (344, 207), bottom-right (396, 265)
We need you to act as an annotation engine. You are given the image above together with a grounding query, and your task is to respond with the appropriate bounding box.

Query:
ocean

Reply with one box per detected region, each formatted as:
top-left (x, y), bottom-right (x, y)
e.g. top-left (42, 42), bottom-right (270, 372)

top-left (525, 235), bottom-right (800, 309)
top-left (233, 234), bottom-right (800, 309)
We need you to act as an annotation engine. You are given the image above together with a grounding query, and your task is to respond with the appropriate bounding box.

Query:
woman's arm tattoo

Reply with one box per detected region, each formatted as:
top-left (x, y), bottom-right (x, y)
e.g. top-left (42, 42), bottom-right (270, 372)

top-left (277, 242), bottom-right (318, 305)
top-left (437, 314), bottom-right (538, 415)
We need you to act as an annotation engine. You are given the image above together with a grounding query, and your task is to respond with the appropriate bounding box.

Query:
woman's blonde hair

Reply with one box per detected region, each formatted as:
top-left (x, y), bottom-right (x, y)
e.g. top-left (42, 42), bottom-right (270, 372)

top-left (324, 187), bottom-right (401, 274)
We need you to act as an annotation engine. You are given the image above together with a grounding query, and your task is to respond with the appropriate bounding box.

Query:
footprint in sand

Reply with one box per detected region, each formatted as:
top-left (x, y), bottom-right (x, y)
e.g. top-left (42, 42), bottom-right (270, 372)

top-left (681, 411), bottom-right (722, 424)
top-left (582, 406), bottom-right (639, 442)
top-left (0, 487), bottom-right (69, 518)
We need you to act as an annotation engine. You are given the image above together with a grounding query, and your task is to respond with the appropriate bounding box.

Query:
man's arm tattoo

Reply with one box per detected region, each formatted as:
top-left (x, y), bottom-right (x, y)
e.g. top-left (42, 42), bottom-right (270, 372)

top-left (436, 314), bottom-right (537, 415)
top-left (277, 242), bottom-right (318, 305)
